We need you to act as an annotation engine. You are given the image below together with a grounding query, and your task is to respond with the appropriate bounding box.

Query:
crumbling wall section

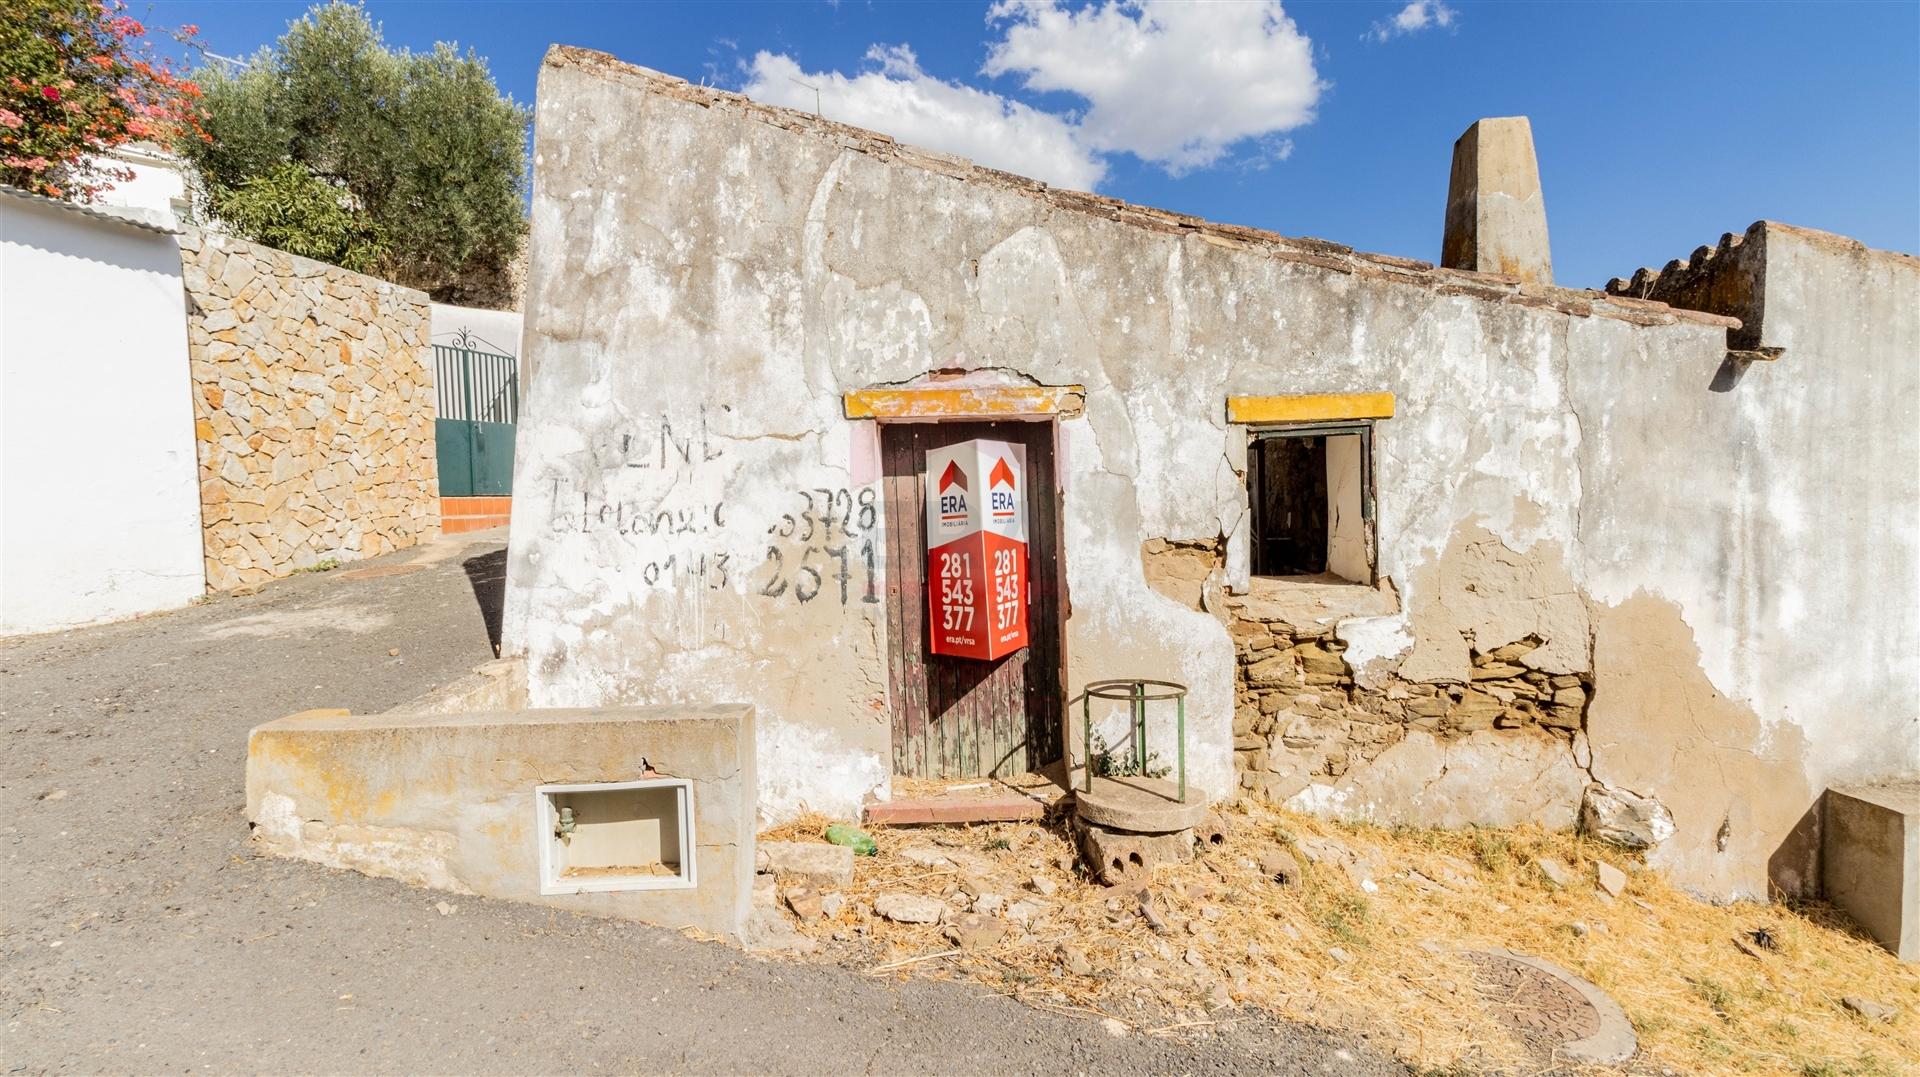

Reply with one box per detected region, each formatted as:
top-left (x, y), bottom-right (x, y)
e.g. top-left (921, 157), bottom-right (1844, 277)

top-left (1577, 223), bottom-right (1920, 897)
top-left (1231, 612), bottom-right (1593, 805)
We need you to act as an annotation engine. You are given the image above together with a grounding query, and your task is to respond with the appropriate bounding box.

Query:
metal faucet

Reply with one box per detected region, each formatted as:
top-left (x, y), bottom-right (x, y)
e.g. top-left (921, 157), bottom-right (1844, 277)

top-left (555, 805), bottom-right (576, 840)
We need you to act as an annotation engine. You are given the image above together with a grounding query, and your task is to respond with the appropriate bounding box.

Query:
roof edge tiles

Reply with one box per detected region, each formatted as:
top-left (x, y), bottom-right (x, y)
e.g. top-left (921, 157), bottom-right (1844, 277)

top-left (542, 45), bottom-right (1742, 334)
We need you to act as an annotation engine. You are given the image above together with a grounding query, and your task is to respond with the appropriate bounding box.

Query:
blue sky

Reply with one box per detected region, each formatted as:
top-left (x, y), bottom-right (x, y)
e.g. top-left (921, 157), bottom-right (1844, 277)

top-left (148, 1), bottom-right (1918, 287)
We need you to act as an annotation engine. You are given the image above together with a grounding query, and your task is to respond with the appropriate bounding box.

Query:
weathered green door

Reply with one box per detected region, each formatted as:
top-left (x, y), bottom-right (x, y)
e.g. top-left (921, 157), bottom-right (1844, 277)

top-left (434, 339), bottom-right (517, 497)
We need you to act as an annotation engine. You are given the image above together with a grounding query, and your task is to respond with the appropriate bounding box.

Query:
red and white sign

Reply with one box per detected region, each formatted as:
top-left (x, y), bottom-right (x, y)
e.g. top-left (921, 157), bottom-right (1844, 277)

top-left (926, 439), bottom-right (1029, 660)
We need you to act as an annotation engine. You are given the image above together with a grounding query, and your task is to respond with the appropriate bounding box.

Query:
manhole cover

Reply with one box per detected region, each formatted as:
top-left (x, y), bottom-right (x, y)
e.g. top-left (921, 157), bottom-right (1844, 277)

top-left (1463, 947), bottom-right (1636, 1065)
top-left (337, 563), bottom-right (426, 580)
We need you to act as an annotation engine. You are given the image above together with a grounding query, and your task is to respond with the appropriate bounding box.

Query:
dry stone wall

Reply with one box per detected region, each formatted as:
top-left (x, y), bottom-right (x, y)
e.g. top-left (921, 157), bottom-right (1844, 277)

top-left (180, 229), bottom-right (438, 590)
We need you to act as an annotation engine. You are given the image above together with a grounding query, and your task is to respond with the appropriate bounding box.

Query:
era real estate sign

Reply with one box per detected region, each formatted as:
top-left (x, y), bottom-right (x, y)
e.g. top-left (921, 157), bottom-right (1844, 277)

top-left (925, 439), bottom-right (1029, 660)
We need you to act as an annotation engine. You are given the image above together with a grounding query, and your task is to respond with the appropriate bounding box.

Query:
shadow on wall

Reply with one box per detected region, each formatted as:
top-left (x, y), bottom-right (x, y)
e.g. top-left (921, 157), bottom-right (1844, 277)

top-left (2, 194), bottom-right (183, 278)
top-left (463, 548), bottom-right (506, 656)
top-left (1768, 797), bottom-right (1823, 900)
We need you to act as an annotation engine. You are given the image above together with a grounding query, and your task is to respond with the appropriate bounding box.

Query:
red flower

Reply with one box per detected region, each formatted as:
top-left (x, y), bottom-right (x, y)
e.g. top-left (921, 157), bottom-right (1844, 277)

top-left (41, 86), bottom-right (60, 101)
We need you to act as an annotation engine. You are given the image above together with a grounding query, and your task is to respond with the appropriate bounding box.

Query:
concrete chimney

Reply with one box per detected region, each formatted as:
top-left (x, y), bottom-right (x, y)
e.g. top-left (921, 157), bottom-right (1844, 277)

top-left (1441, 116), bottom-right (1552, 285)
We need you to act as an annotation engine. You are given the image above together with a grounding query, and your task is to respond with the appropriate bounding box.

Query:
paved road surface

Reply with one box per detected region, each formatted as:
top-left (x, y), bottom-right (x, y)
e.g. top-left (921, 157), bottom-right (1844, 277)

top-left (1, 533), bottom-right (1402, 1075)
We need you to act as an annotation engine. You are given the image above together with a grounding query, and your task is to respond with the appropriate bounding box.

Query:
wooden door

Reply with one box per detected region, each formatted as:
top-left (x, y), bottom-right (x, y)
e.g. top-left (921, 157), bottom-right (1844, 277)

top-left (880, 420), bottom-right (1065, 778)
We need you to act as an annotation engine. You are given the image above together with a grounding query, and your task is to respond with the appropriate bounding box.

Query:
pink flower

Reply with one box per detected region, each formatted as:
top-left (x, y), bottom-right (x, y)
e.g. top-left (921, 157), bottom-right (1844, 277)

top-left (40, 86), bottom-right (60, 101)
top-left (0, 108), bottom-right (22, 129)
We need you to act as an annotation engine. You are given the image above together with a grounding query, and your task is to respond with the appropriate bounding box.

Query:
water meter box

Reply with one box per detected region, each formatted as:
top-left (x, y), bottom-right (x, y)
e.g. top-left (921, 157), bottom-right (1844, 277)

top-left (537, 779), bottom-right (696, 895)
top-left (925, 438), bottom-right (1030, 660)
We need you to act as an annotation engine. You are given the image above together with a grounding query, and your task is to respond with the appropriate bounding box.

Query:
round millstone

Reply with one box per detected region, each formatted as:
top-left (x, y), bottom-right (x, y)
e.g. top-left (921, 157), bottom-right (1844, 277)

top-left (1073, 776), bottom-right (1209, 833)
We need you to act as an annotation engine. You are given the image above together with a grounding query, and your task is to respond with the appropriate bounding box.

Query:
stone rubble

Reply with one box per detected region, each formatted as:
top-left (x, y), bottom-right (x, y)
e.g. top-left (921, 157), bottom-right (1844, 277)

top-left (873, 893), bottom-right (946, 924)
top-left (1594, 860), bottom-right (1628, 898)
top-left (760, 840), bottom-right (856, 887)
top-left (946, 912), bottom-right (1009, 950)
top-left (1535, 857), bottom-right (1575, 888)
top-left (1840, 996), bottom-right (1895, 1023)
top-left (1579, 783), bottom-right (1677, 849)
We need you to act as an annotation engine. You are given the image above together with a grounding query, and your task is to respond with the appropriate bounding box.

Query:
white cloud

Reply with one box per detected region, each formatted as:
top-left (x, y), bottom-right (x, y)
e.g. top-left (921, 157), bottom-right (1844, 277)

top-left (742, 45), bottom-right (1106, 191)
top-left (1368, 0), bottom-right (1458, 42)
top-left (982, 0), bottom-right (1322, 174)
top-left (738, 1), bottom-right (1324, 191)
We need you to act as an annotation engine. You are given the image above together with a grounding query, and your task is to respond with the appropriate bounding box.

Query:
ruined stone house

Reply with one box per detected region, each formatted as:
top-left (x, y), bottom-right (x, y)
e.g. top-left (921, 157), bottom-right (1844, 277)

top-left (501, 46), bottom-right (1919, 902)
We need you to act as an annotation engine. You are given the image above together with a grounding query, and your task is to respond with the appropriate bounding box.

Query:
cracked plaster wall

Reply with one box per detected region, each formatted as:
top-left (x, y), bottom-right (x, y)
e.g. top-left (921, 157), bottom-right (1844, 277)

top-left (1571, 225), bottom-right (1920, 897)
top-left (503, 51), bottom-right (1916, 900)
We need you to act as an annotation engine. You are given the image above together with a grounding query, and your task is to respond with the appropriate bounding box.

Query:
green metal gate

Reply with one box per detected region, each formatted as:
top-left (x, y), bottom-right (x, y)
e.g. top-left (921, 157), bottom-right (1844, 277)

top-left (434, 333), bottom-right (518, 497)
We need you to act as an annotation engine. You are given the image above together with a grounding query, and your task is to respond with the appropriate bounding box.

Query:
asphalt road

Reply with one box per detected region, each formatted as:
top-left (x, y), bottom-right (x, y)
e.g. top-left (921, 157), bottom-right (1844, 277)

top-left (0, 533), bottom-right (1403, 1075)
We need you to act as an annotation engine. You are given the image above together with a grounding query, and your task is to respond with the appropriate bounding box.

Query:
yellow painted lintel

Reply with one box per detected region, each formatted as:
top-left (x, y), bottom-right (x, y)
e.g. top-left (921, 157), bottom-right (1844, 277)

top-left (844, 385), bottom-right (1086, 420)
top-left (1226, 392), bottom-right (1395, 424)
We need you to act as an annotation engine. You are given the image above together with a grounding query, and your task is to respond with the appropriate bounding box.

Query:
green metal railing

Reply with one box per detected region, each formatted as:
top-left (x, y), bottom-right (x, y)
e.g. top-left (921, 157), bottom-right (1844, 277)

top-left (1081, 678), bottom-right (1188, 801)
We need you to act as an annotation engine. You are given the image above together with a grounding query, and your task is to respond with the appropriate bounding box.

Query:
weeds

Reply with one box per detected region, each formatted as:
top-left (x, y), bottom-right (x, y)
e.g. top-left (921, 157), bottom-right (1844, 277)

top-left (1469, 828), bottom-right (1512, 876)
top-left (1318, 891), bottom-right (1372, 946)
top-left (1088, 732), bottom-right (1170, 780)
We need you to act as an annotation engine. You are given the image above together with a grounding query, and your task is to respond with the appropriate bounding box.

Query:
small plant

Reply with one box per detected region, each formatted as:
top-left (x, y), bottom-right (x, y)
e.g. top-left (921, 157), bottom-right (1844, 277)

top-left (1088, 731), bottom-right (1170, 780)
top-left (983, 837), bottom-right (1010, 851)
top-left (1690, 976), bottom-right (1735, 1021)
top-left (293, 558), bottom-right (340, 574)
top-left (1318, 891), bottom-right (1371, 946)
top-left (1468, 828), bottom-right (1512, 875)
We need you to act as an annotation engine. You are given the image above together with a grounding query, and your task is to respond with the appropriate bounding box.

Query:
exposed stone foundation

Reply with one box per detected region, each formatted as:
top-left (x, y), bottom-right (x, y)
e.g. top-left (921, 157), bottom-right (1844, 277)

top-left (1229, 586), bottom-right (1593, 805)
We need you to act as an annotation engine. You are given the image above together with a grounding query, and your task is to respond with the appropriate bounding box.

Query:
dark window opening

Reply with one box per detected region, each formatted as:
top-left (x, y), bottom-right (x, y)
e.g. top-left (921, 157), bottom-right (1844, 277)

top-left (1250, 436), bottom-right (1328, 575)
top-left (1247, 422), bottom-right (1375, 583)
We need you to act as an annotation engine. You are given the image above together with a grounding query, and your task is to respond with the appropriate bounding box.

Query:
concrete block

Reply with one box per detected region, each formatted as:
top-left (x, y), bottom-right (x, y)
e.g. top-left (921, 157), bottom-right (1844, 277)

top-left (1823, 781), bottom-right (1918, 962)
top-left (759, 840), bottom-right (853, 887)
top-left (1079, 823), bottom-right (1194, 887)
top-left (1442, 116), bottom-right (1553, 284)
top-left (245, 704), bottom-right (756, 935)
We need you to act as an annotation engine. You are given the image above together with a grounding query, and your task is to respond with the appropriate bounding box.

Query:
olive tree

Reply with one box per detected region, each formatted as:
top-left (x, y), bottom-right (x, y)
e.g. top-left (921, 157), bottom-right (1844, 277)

top-left (181, 2), bottom-right (528, 303)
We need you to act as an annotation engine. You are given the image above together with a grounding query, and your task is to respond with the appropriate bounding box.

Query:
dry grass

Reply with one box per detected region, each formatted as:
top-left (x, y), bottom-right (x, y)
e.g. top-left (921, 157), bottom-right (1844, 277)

top-left (760, 801), bottom-right (1917, 1075)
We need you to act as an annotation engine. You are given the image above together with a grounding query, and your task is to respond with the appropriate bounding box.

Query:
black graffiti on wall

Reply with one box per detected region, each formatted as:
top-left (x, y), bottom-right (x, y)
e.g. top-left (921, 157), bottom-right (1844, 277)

top-left (543, 475), bottom-right (884, 608)
top-left (617, 408), bottom-right (726, 473)
top-left (755, 486), bottom-right (883, 606)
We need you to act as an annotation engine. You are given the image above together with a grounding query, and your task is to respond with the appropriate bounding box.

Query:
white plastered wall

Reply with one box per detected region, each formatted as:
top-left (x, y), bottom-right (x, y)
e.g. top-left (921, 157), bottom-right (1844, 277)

top-left (0, 196), bottom-right (204, 635)
top-left (507, 56), bottom-right (1915, 896)
top-left (505, 57), bottom-right (1715, 823)
top-left (1325, 433), bottom-right (1368, 582)
top-left (431, 302), bottom-right (524, 359)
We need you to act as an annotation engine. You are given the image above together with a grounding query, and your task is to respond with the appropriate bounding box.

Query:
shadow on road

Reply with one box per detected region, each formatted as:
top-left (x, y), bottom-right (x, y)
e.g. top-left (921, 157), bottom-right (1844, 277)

top-left (463, 548), bottom-right (507, 655)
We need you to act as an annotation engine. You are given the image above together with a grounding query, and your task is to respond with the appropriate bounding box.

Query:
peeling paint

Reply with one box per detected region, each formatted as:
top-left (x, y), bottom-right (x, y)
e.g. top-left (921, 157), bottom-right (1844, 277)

top-left (505, 50), bottom-right (1918, 901)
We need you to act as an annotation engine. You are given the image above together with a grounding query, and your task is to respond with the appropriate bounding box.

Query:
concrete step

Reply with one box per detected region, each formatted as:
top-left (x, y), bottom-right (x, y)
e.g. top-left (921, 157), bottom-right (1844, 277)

top-left (442, 514), bottom-right (511, 534)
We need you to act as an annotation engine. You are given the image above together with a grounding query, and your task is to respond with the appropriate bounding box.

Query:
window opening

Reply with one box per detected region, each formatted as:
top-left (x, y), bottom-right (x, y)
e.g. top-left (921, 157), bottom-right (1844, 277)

top-left (1247, 421), bottom-right (1374, 583)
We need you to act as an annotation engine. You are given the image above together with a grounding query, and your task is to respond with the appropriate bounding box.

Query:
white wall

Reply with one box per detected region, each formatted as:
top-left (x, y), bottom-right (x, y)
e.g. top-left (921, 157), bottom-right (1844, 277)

top-left (1572, 224), bottom-right (1920, 896)
top-left (1325, 434), bottom-right (1368, 583)
top-left (0, 194), bottom-right (204, 635)
top-left (431, 302), bottom-right (523, 358)
top-left (87, 144), bottom-right (191, 229)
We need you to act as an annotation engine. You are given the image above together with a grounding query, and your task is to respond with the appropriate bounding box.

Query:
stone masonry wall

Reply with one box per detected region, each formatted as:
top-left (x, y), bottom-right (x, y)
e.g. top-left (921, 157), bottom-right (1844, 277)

top-left (1230, 595), bottom-right (1593, 806)
top-left (180, 229), bottom-right (438, 590)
